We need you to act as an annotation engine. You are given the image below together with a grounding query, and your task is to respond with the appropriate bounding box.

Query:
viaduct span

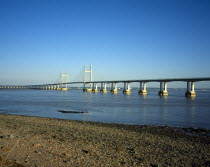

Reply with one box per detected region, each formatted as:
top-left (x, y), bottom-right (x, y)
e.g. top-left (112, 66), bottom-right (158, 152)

top-left (0, 65), bottom-right (210, 98)
top-left (1, 78), bottom-right (210, 98)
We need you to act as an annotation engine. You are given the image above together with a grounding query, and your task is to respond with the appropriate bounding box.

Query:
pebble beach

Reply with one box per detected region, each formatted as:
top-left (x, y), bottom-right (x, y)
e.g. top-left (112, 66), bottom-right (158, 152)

top-left (0, 114), bottom-right (209, 167)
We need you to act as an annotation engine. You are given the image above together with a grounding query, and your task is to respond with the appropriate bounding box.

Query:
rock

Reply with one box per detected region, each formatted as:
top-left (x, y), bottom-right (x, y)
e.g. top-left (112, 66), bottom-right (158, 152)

top-left (33, 144), bottom-right (41, 147)
top-left (6, 134), bottom-right (15, 139)
top-left (58, 110), bottom-right (87, 114)
top-left (205, 160), bottom-right (210, 166)
top-left (82, 149), bottom-right (89, 154)
top-left (0, 135), bottom-right (5, 139)
top-left (150, 164), bottom-right (158, 167)
top-left (120, 161), bottom-right (126, 165)
top-left (134, 157), bottom-right (143, 164)
top-left (126, 148), bottom-right (135, 154)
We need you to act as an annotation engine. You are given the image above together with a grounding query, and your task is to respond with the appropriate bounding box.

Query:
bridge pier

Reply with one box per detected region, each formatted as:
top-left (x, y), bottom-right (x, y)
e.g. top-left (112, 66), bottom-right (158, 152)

top-left (61, 86), bottom-right (68, 91)
top-left (139, 82), bottom-right (147, 95)
top-left (55, 85), bottom-right (58, 90)
top-left (158, 82), bottom-right (168, 96)
top-left (100, 82), bottom-right (107, 93)
top-left (83, 83), bottom-right (92, 92)
top-left (123, 82), bottom-right (131, 94)
top-left (185, 81), bottom-right (196, 98)
top-left (110, 83), bottom-right (118, 93)
top-left (92, 83), bottom-right (98, 92)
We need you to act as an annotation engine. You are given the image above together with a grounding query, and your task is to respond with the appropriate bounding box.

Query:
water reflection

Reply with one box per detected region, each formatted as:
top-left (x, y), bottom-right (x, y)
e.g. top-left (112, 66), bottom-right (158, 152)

top-left (161, 105), bottom-right (169, 125)
top-left (159, 96), bottom-right (168, 100)
top-left (139, 95), bottom-right (147, 99)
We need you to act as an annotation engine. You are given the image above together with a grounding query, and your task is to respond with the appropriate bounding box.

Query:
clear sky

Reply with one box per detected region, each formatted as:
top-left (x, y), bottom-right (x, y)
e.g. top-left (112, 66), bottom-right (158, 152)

top-left (0, 0), bottom-right (210, 87)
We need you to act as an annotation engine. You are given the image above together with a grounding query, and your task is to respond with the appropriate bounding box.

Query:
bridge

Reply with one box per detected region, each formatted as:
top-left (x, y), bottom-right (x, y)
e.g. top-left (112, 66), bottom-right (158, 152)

top-left (0, 65), bottom-right (210, 98)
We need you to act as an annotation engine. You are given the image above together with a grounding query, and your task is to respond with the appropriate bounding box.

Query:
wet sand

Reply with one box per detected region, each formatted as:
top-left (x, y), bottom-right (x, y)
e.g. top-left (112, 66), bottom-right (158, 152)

top-left (0, 114), bottom-right (209, 167)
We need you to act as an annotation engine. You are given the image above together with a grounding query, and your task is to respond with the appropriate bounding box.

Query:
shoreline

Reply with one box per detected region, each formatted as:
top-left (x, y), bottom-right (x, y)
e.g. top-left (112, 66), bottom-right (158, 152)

top-left (0, 114), bottom-right (209, 167)
top-left (2, 113), bottom-right (210, 136)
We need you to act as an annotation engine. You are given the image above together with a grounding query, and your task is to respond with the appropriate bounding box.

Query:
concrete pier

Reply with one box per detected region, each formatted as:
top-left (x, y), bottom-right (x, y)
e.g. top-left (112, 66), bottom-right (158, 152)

top-left (83, 88), bottom-right (92, 92)
top-left (158, 82), bottom-right (168, 96)
top-left (92, 83), bottom-right (98, 92)
top-left (185, 81), bottom-right (196, 98)
top-left (100, 83), bottom-right (107, 93)
top-left (61, 87), bottom-right (68, 91)
top-left (123, 82), bottom-right (131, 94)
top-left (84, 87), bottom-right (92, 92)
top-left (110, 83), bottom-right (118, 93)
top-left (83, 83), bottom-right (92, 92)
top-left (56, 85), bottom-right (61, 90)
top-left (139, 82), bottom-right (147, 95)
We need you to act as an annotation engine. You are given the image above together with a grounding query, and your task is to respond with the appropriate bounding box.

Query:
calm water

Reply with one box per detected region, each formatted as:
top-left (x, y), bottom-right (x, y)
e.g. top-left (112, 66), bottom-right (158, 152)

top-left (0, 89), bottom-right (210, 129)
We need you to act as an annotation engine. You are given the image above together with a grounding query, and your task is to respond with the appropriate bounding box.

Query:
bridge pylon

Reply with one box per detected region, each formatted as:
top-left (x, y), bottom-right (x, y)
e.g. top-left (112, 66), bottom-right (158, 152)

top-left (83, 65), bottom-right (93, 92)
top-left (59, 72), bottom-right (68, 91)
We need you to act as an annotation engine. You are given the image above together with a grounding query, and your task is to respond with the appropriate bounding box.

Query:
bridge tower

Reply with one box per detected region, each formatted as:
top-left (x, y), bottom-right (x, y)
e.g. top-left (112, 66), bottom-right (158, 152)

top-left (60, 72), bottom-right (68, 90)
top-left (83, 65), bottom-right (93, 92)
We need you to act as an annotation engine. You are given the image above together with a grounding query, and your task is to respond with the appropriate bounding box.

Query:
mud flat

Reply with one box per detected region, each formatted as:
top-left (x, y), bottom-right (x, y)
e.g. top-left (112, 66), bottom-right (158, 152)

top-left (0, 114), bottom-right (209, 167)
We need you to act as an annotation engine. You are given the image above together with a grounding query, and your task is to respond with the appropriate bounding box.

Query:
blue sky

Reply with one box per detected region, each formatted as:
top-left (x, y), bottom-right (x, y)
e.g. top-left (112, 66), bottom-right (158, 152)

top-left (0, 0), bottom-right (210, 87)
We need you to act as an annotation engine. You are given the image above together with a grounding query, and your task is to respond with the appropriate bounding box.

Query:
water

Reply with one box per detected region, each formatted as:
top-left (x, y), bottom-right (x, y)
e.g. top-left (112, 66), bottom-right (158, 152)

top-left (0, 89), bottom-right (210, 129)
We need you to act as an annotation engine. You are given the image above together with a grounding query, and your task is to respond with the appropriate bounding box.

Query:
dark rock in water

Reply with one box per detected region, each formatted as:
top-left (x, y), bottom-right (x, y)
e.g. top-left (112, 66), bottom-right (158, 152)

top-left (58, 110), bottom-right (87, 114)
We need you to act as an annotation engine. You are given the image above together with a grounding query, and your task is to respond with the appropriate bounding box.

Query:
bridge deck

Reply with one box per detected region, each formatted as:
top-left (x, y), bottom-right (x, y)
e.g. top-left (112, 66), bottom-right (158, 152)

top-left (1, 77), bottom-right (210, 87)
top-left (82, 77), bottom-right (210, 84)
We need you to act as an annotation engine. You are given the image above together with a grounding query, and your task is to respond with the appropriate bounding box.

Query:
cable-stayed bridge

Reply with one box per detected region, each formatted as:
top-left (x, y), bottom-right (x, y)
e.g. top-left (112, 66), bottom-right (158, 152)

top-left (0, 65), bottom-right (210, 98)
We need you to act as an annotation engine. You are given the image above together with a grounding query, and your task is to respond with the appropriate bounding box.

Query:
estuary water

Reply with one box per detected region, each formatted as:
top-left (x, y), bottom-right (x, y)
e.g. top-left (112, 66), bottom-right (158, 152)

top-left (0, 89), bottom-right (210, 129)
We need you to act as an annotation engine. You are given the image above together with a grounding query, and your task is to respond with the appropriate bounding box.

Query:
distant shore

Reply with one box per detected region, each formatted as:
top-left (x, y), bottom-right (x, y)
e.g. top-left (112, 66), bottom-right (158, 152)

top-left (0, 114), bottom-right (209, 167)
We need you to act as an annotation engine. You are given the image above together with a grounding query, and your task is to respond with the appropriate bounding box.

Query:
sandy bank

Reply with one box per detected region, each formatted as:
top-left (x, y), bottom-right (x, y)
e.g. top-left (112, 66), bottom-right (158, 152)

top-left (0, 114), bottom-right (209, 167)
